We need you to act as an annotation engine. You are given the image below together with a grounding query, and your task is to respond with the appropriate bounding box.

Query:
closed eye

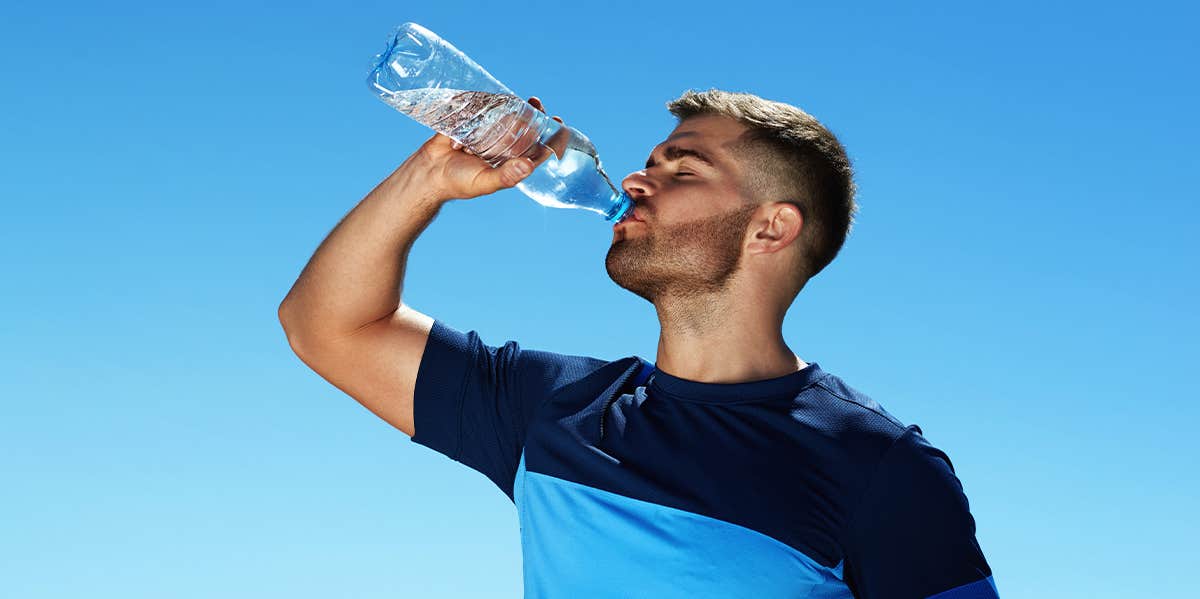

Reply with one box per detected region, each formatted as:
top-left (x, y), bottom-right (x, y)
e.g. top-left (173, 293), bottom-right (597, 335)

top-left (675, 172), bottom-right (695, 177)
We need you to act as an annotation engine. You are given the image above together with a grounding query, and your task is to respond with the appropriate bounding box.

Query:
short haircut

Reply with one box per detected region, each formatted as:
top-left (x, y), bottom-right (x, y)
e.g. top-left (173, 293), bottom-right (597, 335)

top-left (667, 89), bottom-right (858, 291)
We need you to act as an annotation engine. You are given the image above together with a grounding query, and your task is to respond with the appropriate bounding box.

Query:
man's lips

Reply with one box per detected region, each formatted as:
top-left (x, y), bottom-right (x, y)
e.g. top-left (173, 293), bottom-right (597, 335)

top-left (626, 208), bottom-right (647, 223)
top-left (614, 208), bottom-right (645, 229)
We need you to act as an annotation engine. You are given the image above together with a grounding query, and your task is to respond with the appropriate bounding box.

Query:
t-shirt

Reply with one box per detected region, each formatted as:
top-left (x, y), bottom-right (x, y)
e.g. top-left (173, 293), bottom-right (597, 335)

top-left (411, 320), bottom-right (999, 599)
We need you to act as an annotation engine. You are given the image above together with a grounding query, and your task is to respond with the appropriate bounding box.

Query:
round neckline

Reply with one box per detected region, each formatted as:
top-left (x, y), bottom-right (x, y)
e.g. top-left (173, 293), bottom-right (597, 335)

top-left (647, 362), bottom-right (827, 404)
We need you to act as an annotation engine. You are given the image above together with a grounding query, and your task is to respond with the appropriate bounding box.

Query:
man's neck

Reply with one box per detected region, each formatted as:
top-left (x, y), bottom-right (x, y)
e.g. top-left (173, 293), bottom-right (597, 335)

top-left (651, 293), bottom-right (807, 384)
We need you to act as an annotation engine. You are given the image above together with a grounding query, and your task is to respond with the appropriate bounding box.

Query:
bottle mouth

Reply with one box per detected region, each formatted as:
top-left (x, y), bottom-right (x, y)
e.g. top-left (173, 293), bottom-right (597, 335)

top-left (606, 192), bottom-right (634, 223)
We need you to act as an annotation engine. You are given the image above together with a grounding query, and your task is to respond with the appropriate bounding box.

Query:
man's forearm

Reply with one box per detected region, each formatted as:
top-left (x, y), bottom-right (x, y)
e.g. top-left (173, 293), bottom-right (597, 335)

top-left (278, 162), bottom-right (446, 343)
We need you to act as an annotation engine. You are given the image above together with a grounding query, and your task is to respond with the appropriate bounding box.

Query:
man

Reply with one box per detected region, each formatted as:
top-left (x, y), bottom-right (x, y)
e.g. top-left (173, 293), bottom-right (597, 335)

top-left (279, 89), bottom-right (999, 598)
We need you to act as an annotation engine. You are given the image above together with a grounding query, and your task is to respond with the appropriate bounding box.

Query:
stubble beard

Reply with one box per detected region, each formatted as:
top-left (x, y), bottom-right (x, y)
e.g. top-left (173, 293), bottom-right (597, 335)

top-left (605, 204), bottom-right (759, 304)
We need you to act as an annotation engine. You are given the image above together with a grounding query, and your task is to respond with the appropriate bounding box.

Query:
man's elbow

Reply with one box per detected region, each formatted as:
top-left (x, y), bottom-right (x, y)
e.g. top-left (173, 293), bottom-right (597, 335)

top-left (278, 300), bottom-right (312, 357)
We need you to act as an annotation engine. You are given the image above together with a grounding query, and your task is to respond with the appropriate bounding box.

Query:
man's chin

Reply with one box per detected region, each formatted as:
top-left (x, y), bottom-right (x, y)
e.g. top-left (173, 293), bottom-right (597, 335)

top-left (605, 256), bottom-right (656, 303)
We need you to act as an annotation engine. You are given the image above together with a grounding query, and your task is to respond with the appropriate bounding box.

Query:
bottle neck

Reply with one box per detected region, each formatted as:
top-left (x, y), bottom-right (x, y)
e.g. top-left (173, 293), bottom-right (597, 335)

top-left (607, 191), bottom-right (633, 223)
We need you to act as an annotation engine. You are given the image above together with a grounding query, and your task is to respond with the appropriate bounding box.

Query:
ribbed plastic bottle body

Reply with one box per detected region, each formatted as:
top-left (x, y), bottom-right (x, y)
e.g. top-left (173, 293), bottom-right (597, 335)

top-left (366, 23), bottom-right (631, 222)
top-left (374, 87), bottom-right (557, 168)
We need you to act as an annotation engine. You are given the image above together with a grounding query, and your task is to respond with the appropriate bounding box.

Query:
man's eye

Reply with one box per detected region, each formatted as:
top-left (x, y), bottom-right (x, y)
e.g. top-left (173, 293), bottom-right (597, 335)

top-left (675, 172), bottom-right (695, 177)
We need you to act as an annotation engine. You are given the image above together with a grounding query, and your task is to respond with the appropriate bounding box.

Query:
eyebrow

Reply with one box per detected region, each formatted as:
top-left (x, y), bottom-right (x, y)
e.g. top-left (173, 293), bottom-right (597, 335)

top-left (645, 144), bottom-right (717, 169)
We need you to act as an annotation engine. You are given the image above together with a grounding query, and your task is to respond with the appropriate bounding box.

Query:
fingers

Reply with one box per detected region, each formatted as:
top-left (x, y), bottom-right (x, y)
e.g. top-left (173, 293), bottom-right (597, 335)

top-left (437, 133), bottom-right (470, 154)
top-left (504, 157), bottom-right (535, 185)
top-left (446, 97), bottom-right (560, 162)
top-left (477, 156), bottom-right (535, 193)
top-left (528, 143), bottom-right (555, 167)
top-left (543, 125), bottom-right (571, 160)
top-left (528, 96), bottom-right (566, 131)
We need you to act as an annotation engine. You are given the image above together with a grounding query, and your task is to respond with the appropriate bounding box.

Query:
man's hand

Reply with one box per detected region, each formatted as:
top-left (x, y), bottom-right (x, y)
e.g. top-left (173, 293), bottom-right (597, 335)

top-left (403, 96), bottom-right (566, 202)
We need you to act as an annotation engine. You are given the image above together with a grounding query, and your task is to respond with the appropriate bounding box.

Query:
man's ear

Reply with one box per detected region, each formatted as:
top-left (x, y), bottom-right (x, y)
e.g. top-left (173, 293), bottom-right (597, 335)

top-left (745, 202), bottom-right (803, 255)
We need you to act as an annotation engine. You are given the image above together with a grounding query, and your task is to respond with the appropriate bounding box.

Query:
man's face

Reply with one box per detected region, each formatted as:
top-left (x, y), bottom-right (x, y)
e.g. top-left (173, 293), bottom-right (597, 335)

top-left (606, 115), bottom-right (760, 303)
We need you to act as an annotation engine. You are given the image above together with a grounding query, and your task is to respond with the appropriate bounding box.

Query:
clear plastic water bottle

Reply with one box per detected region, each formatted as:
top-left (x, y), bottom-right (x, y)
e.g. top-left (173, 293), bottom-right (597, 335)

top-left (366, 22), bottom-right (633, 223)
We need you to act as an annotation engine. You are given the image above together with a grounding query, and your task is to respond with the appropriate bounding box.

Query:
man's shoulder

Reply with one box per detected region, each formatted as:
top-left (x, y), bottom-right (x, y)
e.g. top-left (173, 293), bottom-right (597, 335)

top-left (806, 370), bottom-right (907, 431)
top-left (793, 367), bottom-right (917, 465)
top-left (429, 320), bottom-right (644, 403)
top-left (521, 347), bottom-right (643, 404)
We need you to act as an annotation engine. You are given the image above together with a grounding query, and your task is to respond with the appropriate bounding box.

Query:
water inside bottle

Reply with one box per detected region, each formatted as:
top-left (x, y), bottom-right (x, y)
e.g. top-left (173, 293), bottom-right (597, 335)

top-left (381, 88), bottom-right (624, 215)
top-left (381, 89), bottom-right (519, 141)
top-left (380, 88), bottom-right (544, 164)
top-left (516, 147), bottom-right (620, 210)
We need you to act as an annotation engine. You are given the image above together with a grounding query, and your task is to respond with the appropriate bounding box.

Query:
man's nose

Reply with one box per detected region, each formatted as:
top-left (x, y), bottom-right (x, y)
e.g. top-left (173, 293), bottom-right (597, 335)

top-left (622, 170), bottom-right (656, 199)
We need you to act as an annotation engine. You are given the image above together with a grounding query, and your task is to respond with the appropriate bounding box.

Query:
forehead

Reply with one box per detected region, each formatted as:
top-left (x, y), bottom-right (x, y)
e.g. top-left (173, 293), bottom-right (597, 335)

top-left (651, 114), bottom-right (748, 169)
top-left (664, 114), bottom-right (748, 151)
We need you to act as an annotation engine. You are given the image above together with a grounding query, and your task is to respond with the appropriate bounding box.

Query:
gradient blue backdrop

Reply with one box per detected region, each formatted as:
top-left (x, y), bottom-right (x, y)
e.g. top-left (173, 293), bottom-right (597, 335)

top-left (2, 1), bottom-right (1196, 597)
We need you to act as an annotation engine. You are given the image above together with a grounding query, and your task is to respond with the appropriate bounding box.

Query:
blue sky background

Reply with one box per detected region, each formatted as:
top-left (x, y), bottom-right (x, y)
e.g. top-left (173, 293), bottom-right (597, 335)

top-left (2, 1), bottom-right (1197, 596)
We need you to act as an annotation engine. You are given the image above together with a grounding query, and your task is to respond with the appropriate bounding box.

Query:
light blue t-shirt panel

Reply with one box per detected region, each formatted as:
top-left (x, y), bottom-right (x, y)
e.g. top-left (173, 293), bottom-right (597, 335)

top-left (514, 452), bottom-right (851, 599)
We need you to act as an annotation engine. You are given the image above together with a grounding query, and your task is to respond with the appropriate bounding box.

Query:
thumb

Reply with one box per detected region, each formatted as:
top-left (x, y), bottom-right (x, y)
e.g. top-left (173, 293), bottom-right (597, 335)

top-left (481, 156), bottom-right (534, 191)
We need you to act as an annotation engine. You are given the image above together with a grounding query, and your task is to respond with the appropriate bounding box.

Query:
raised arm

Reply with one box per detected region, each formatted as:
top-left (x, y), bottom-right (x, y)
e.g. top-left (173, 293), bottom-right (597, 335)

top-left (278, 97), bottom-right (562, 436)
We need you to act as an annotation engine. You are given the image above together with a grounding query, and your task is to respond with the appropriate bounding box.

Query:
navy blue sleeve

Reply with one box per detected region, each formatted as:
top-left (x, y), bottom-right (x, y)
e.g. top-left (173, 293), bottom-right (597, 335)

top-left (843, 426), bottom-right (999, 599)
top-left (411, 319), bottom-right (608, 501)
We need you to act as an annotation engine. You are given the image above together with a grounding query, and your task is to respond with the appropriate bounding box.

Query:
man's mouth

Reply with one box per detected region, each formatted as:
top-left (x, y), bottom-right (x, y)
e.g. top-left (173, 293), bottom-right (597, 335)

top-left (613, 208), bottom-right (645, 229)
